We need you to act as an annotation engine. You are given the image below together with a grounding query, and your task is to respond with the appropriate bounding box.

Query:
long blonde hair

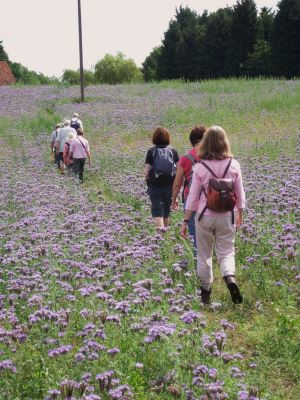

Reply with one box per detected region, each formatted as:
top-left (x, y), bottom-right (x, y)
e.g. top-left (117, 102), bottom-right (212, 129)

top-left (198, 126), bottom-right (233, 160)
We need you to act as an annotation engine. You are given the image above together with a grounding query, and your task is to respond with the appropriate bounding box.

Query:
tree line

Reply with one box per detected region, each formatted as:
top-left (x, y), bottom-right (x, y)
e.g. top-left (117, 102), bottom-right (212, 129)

top-left (143, 0), bottom-right (300, 81)
top-left (0, 41), bottom-right (59, 85)
top-left (1, 0), bottom-right (299, 85)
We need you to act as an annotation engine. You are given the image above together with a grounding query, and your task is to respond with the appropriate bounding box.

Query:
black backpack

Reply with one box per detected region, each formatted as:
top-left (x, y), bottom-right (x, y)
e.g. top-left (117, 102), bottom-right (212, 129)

top-left (70, 118), bottom-right (80, 131)
top-left (152, 147), bottom-right (177, 186)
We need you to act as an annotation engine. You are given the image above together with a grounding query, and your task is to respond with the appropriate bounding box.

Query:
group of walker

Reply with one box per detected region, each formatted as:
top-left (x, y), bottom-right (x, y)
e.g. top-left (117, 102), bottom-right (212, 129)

top-left (145, 125), bottom-right (245, 305)
top-left (50, 120), bottom-right (245, 305)
top-left (50, 113), bottom-right (91, 183)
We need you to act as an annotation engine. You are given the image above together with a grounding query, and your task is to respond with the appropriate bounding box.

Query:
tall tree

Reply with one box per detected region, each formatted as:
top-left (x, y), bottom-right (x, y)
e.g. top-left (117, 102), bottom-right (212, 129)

top-left (271, 0), bottom-right (300, 77)
top-left (227, 0), bottom-right (258, 76)
top-left (257, 7), bottom-right (274, 42)
top-left (158, 6), bottom-right (205, 80)
top-left (203, 8), bottom-right (233, 78)
top-left (142, 47), bottom-right (162, 81)
top-left (0, 41), bottom-right (9, 61)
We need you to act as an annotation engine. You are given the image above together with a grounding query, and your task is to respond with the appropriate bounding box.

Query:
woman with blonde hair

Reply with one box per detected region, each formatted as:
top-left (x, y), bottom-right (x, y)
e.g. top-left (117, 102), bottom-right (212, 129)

top-left (180, 126), bottom-right (245, 304)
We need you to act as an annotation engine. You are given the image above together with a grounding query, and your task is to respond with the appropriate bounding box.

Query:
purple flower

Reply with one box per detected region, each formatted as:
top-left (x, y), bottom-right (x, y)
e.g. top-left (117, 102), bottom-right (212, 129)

top-left (0, 359), bottom-right (16, 373)
top-left (48, 345), bottom-right (73, 358)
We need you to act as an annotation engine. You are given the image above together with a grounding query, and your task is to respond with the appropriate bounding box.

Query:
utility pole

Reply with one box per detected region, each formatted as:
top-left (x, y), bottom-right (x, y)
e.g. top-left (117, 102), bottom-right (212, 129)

top-left (77, 0), bottom-right (84, 102)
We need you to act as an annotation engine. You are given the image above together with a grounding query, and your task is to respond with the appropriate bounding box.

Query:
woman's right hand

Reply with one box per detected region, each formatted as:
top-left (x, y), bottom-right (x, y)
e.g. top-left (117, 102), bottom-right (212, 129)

top-left (171, 198), bottom-right (179, 210)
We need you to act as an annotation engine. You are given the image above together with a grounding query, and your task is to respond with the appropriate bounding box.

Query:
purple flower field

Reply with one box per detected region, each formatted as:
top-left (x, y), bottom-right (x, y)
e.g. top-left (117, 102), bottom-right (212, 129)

top-left (0, 80), bottom-right (299, 399)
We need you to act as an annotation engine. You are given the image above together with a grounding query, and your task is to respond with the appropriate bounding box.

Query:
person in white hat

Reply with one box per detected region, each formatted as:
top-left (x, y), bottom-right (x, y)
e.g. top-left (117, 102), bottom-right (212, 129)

top-left (70, 113), bottom-right (83, 131)
top-left (55, 120), bottom-right (77, 174)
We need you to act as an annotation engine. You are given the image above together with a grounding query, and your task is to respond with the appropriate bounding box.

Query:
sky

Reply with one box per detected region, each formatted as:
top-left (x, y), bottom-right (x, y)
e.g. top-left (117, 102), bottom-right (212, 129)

top-left (1, 0), bottom-right (279, 77)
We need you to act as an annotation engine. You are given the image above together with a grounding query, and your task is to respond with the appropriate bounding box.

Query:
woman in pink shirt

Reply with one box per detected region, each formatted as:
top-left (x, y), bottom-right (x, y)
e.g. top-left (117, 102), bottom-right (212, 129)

top-left (63, 131), bottom-right (76, 173)
top-left (69, 129), bottom-right (91, 183)
top-left (181, 126), bottom-right (245, 305)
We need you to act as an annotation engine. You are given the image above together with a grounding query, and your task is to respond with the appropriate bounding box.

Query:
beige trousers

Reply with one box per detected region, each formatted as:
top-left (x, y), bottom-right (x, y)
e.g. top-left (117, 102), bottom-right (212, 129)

top-left (195, 215), bottom-right (236, 290)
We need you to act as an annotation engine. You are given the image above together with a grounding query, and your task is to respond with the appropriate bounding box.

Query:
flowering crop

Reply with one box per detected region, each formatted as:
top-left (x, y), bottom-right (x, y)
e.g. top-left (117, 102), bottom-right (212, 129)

top-left (0, 79), bottom-right (299, 399)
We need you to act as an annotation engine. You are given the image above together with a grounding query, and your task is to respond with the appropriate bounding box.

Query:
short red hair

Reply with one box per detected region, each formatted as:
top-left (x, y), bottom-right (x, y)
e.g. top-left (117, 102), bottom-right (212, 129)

top-left (152, 127), bottom-right (170, 145)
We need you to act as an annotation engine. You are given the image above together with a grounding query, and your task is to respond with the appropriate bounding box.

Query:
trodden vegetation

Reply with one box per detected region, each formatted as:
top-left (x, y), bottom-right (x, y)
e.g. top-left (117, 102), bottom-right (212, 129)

top-left (0, 79), bottom-right (299, 399)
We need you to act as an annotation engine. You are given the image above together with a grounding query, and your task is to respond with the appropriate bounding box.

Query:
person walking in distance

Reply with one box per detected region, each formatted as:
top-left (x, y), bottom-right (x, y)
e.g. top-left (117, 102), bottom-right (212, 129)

top-left (180, 126), bottom-right (245, 305)
top-left (69, 128), bottom-right (91, 183)
top-left (145, 127), bottom-right (179, 230)
top-left (172, 125), bottom-right (206, 252)
top-left (70, 113), bottom-right (83, 132)
top-left (50, 123), bottom-right (61, 168)
top-left (55, 120), bottom-right (77, 175)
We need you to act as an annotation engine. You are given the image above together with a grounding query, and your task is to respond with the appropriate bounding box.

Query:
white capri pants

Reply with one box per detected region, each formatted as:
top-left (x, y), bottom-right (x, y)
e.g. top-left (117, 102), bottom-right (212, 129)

top-left (195, 215), bottom-right (236, 290)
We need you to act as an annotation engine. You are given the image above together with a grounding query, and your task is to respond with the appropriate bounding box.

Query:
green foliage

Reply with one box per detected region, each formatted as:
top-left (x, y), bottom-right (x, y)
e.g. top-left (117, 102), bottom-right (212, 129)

top-left (245, 39), bottom-right (272, 76)
top-left (257, 7), bottom-right (274, 42)
top-left (271, 0), bottom-right (300, 78)
top-left (158, 6), bottom-right (206, 80)
top-left (145, 0), bottom-right (299, 80)
top-left (142, 47), bottom-right (162, 82)
top-left (227, 0), bottom-right (258, 76)
top-left (0, 40), bottom-right (58, 84)
top-left (0, 40), bottom-right (9, 61)
top-left (202, 8), bottom-right (234, 79)
top-left (94, 52), bottom-right (143, 84)
top-left (62, 69), bottom-right (95, 86)
top-left (62, 69), bottom-right (80, 85)
top-left (9, 61), bottom-right (58, 85)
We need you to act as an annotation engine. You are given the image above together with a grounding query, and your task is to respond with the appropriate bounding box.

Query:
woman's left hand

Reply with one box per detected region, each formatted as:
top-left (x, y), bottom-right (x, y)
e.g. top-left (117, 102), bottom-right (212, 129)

top-left (180, 222), bottom-right (188, 238)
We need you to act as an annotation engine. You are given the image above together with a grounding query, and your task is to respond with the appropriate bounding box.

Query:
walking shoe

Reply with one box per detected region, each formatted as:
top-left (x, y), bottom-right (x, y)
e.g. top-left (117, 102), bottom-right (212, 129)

top-left (200, 287), bottom-right (211, 304)
top-left (224, 275), bottom-right (243, 304)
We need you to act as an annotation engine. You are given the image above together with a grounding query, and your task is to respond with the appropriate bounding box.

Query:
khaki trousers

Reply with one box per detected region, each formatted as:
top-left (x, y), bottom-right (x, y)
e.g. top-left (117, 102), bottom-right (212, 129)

top-left (195, 215), bottom-right (236, 290)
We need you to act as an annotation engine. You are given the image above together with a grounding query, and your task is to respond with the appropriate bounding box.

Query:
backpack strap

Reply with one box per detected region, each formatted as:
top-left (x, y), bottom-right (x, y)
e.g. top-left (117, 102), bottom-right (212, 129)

top-left (198, 206), bottom-right (207, 221)
top-left (222, 158), bottom-right (232, 178)
top-left (199, 160), bottom-right (218, 178)
top-left (77, 137), bottom-right (87, 152)
top-left (184, 153), bottom-right (196, 165)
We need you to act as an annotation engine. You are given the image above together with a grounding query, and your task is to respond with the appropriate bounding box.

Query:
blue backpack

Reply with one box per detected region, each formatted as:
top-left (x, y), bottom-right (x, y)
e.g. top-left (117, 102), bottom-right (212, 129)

top-left (152, 147), bottom-right (176, 185)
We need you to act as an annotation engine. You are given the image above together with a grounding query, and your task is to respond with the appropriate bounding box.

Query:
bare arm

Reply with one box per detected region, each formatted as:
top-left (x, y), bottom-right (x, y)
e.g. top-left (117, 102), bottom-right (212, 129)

top-left (144, 164), bottom-right (151, 181)
top-left (86, 151), bottom-right (91, 164)
top-left (172, 164), bottom-right (184, 209)
top-left (236, 208), bottom-right (243, 229)
top-left (180, 209), bottom-right (195, 238)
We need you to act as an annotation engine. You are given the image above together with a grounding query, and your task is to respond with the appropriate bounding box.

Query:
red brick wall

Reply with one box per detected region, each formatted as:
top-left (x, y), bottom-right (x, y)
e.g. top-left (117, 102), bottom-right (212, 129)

top-left (0, 61), bottom-right (16, 85)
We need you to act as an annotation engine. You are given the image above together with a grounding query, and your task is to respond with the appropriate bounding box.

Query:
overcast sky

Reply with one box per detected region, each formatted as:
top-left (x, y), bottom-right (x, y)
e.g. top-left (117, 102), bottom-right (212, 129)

top-left (1, 0), bottom-right (278, 77)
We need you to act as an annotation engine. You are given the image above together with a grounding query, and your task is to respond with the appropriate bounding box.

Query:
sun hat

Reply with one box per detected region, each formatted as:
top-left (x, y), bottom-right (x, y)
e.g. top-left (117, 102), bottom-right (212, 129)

top-left (67, 131), bottom-right (76, 140)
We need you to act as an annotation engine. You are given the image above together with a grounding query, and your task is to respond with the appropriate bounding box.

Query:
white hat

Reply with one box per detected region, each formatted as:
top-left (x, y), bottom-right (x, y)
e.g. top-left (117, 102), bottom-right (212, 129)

top-left (67, 131), bottom-right (76, 140)
top-left (64, 119), bottom-right (71, 126)
top-left (73, 113), bottom-right (79, 118)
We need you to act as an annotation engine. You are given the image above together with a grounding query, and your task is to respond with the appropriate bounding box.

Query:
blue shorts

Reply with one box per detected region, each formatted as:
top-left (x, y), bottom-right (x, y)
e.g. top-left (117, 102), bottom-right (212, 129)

top-left (148, 184), bottom-right (172, 218)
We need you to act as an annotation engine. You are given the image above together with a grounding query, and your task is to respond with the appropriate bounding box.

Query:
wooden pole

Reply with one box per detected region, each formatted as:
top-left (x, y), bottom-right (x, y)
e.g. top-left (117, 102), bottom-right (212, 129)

top-left (77, 0), bottom-right (84, 102)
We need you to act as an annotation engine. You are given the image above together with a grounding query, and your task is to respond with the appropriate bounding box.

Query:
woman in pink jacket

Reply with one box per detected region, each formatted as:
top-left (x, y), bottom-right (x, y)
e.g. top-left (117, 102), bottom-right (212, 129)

top-left (180, 126), bottom-right (245, 305)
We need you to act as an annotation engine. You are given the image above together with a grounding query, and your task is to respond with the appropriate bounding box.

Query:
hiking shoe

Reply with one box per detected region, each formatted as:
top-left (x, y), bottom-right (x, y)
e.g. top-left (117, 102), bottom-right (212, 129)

top-left (200, 287), bottom-right (211, 304)
top-left (224, 276), bottom-right (243, 304)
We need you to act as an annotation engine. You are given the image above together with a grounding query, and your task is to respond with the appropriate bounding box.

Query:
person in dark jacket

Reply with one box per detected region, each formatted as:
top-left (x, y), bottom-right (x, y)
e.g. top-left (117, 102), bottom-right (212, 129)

top-left (145, 127), bottom-right (179, 229)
